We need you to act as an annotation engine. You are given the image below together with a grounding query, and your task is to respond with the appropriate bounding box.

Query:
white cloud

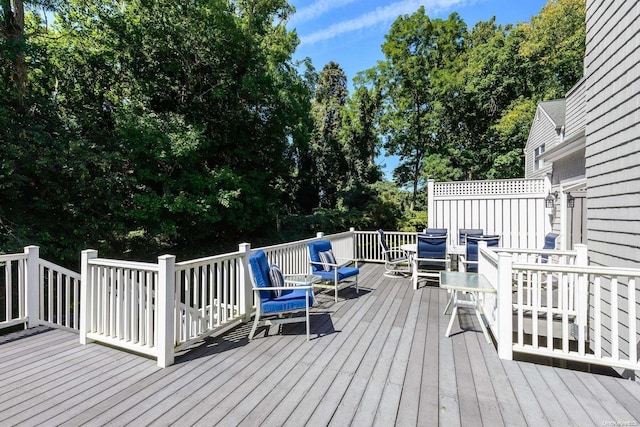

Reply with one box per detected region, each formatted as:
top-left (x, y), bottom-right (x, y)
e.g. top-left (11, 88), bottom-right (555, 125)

top-left (290, 0), bottom-right (360, 26)
top-left (299, 0), bottom-right (468, 46)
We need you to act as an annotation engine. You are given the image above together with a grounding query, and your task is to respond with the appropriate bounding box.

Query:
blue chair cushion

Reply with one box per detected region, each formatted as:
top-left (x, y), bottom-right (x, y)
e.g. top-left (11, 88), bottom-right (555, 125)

top-left (541, 233), bottom-right (559, 262)
top-left (261, 288), bottom-right (314, 314)
top-left (249, 250), bottom-right (273, 300)
top-left (459, 229), bottom-right (484, 245)
top-left (417, 235), bottom-right (448, 270)
top-left (424, 228), bottom-right (448, 236)
top-left (269, 264), bottom-right (284, 297)
top-left (314, 266), bottom-right (359, 282)
top-left (465, 236), bottom-right (500, 272)
top-left (308, 240), bottom-right (333, 273)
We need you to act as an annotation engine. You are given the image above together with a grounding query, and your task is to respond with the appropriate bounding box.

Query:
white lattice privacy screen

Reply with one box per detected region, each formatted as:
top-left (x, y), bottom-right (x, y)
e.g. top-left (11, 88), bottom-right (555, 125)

top-left (428, 178), bottom-right (549, 249)
top-left (434, 178), bottom-right (547, 197)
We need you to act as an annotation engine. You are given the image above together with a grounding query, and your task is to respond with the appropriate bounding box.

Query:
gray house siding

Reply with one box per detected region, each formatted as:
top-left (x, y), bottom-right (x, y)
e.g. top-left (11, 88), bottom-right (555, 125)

top-left (567, 194), bottom-right (587, 248)
top-left (524, 108), bottom-right (556, 178)
top-left (585, 0), bottom-right (640, 366)
top-left (585, 0), bottom-right (640, 269)
top-left (564, 77), bottom-right (586, 139)
top-left (552, 149), bottom-right (586, 185)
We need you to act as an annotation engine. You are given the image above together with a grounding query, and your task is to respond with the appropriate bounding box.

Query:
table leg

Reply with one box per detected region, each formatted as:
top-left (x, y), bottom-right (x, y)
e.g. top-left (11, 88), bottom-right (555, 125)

top-left (443, 290), bottom-right (454, 315)
top-left (445, 291), bottom-right (459, 337)
top-left (473, 292), bottom-right (492, 343)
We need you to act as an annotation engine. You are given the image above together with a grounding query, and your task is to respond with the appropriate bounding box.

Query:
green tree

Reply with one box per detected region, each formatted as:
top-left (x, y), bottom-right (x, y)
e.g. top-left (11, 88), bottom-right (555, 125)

top-left (1, 0), bottom-right (314, 263)
top-left (520, 0), bottom-right (586, 99)
top-left (377, 9), bottom-right (466, 208)
top-left (340, 84), bottom-right (382, 186)
top-left (47, 0), bottom-right (305, 250)
top-left (310, 61), bottom-right (349, 208)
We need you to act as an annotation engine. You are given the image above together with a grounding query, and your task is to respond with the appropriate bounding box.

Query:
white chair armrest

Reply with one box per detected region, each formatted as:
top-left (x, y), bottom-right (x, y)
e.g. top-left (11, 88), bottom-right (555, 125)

top-left (384, 248), bottom-right (409, 259)
top-left (253, 285), bottom-right (313, 291)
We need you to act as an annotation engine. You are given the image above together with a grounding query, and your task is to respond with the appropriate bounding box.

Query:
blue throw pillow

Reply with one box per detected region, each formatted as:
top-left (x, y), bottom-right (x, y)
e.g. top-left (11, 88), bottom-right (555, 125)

top-left (319, 250), bottom-right (336, 271)
top-left (269, 264), bottom-right (284, 297)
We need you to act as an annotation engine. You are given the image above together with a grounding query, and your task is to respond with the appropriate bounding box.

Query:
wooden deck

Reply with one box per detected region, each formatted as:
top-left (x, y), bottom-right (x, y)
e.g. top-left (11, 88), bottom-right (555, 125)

top-left (2, 263), bottom-right (640, 426)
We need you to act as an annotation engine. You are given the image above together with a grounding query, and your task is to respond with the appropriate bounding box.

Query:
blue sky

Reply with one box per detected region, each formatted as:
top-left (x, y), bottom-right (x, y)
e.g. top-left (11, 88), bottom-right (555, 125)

top-left (287, 0), bottom-right (549, 179)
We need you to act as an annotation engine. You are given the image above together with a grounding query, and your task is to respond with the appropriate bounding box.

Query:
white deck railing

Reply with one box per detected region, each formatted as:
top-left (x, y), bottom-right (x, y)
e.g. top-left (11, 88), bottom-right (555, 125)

top-left (1, 246), bottom-right (81, 332)
top-left (0, 251), bottom-right (27, 330)
top-left (80, 252), bottom-right (165, 361)
top-left (39, 258), bottom-right (81, 331)
top-left (479, 244), bottom-right (640, 372)
top-left (173, 249), bottom-right (248, 352)
top-left (355, 231), bottom-right (416, 262)
top-left (8, 232), bottom-right (640, 372)
top-left (78, 230), bottom-right (361, 367)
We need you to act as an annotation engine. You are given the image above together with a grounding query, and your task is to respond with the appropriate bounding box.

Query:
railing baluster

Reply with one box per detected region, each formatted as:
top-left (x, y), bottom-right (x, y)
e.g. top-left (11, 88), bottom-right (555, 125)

top-left (594, 276), bottom-right (602, 358)
top-left (532, 271), bottom-right (538, 349)
top-left (64, 275), bottom-right (70, 328)
top-left (517, 271), bottom-right (524, 346)
top-left (561, 272), bottom-right (569, 353)
top-left (629, 278), bottom-right (637, 365)
top-left (546, 271), bottom-right (553, 351)
top-left (5, 262), bottom-right (11, 321)
top-left (146, 271), bottom-right (153, 347)
top-left (611, 277), bottom-right (619, 361)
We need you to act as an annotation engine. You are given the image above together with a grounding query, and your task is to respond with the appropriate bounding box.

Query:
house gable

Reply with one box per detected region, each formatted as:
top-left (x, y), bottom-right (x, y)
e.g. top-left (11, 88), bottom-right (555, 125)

top-left (524, 100), bottom-right (566, 179)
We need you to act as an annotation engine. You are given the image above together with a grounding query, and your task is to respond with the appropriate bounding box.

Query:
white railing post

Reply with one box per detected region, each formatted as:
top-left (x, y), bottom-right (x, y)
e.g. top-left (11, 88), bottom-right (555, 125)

top-left (80, 249), bottom-right (98, 345)
top-left (497, 251), bottom-right (514, 360)
top-left (427, 179), bottom-right (435, 228)
top-left (349, 227), bottom-right (357, 261)
top-left (239, 243), bottom-right (253, 322)
top-left (25, 245), bottom-right (40, 328)
top-left (478, 241), bottom-right (488, 274)
top-left (316, 232), bottom-right (324, 239)
top-left (157, 254), bottom-right (176, 368)
top-left (574, 244), bottom-right (589, 346)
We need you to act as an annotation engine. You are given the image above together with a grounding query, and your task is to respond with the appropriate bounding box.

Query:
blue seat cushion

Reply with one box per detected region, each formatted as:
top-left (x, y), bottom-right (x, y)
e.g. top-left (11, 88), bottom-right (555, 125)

top-left (261, 288), bottom-right (314, 314)
top-left (249, 250), bottom-right (274, 300)
top-left (315, 266), bottom-right (359, 282)
top-left (308, 240), bottom-right (333, 273)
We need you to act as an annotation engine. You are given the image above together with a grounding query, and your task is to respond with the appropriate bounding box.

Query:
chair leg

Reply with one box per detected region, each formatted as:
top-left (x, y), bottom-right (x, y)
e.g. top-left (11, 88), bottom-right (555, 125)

top-left (335, 283), bottom-right (338, 302)
top-left (249, 310), bottom-right (260, 340)
top-left (305, 292), bottom-right (310, 340)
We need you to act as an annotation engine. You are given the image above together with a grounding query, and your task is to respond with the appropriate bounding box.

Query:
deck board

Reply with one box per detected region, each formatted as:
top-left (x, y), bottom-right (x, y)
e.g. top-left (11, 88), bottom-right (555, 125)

top-left (1, 262), bottom-right (640, 426)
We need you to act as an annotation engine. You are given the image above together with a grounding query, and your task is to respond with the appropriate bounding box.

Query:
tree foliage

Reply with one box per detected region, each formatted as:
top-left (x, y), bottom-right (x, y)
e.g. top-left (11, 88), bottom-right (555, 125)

top-left (0, 0), bottom-right (586, 265)
top-left (365, 0), bottom-right (585, 203)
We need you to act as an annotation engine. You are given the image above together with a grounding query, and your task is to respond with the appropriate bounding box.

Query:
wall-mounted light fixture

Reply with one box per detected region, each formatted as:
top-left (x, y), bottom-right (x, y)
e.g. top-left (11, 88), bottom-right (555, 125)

top-left (545, 191), bottom-right (558, 208)
top-left (566, 192), bottom-right (575, 209)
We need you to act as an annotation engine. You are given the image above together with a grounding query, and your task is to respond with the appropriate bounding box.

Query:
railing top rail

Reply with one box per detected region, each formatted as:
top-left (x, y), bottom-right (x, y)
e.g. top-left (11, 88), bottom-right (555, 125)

top-left (39, 259), bottom-right (82, 280)
top-left (356, 230), bottom-right (416, 235)
top-left (497, 248), bottom-right (577, 257)
top-left (512, 262), bottom-right (640, 277)
top-left (480, 246), bottom-right (500, 260)
top-left (254, 230), bottom-right (356, 253)
top-left (0, 253), bottom-right (28, 262)
top-left (88, 258), bottom-right (159, 272)
top-left (323, 230), bottom-right (355, 239)
top-left (255, 236), bottom-right (319, 252)
top-left (175, 250), bottom-right (243, 270)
